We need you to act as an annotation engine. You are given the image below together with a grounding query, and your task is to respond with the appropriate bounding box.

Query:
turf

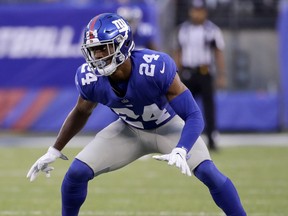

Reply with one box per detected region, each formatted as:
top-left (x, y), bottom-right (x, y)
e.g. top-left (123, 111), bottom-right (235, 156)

top-left (0, 146), bottom-right (287, 216)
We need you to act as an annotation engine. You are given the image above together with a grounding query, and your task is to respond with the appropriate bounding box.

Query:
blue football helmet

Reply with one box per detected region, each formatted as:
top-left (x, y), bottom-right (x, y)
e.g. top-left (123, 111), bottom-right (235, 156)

top-left (81, 13), bottom-right (135, 76)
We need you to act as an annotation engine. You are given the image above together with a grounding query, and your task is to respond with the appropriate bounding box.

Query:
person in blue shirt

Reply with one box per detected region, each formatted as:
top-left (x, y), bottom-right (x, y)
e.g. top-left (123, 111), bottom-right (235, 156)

top-left (27, 13), bottom-right (246, 216)
top-left (117, 4), bottom-right (159, 50)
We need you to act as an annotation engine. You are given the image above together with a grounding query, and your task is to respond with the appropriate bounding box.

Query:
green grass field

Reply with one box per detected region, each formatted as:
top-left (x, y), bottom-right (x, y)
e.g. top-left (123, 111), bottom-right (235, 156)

top-left (0, 146), bottom-right (287, 216)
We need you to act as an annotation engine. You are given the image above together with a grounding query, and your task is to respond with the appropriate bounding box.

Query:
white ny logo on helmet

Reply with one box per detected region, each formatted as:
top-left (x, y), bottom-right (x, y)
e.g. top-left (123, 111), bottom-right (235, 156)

top-left (112, 19), bottom-right (129, 37)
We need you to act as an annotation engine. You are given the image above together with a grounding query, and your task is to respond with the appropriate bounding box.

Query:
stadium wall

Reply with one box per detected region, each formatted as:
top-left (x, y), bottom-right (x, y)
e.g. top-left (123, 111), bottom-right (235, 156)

top-left (0, 3), bottom-right (283, 132)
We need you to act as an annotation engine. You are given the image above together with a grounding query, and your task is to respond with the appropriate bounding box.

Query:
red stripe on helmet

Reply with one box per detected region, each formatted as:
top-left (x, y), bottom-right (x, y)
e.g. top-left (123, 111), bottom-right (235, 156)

top-left (88, 15), bottom-right (99, 39)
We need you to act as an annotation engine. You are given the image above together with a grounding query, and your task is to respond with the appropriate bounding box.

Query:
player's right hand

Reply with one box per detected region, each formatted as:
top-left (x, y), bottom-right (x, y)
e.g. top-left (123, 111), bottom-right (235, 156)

top-left (26, 146), bottom-right (68, 182)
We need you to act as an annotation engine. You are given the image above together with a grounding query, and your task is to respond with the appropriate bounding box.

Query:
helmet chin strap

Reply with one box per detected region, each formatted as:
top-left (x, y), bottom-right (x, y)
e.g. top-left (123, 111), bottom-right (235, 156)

top-left (97, 52), bottom-right (126, 76)
top-left (97, 63), bottom-right (116, 76)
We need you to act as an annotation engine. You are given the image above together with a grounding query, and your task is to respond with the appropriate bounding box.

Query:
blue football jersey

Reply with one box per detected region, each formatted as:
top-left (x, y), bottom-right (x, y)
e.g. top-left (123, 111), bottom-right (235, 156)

top-left (75, 49), bottom-right (177, 129)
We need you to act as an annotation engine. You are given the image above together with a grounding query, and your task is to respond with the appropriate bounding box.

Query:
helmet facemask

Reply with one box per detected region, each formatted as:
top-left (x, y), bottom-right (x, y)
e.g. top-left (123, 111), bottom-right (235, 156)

top-left (81, 34), bottom-right (128, 76)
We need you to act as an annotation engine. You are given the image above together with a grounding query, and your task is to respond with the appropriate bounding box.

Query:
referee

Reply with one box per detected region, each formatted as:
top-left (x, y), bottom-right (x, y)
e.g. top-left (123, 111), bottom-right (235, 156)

top-left (174, 0), bottom-right (226, 151)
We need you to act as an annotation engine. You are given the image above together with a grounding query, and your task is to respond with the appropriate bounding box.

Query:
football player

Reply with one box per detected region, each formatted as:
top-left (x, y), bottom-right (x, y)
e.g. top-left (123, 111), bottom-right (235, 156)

top-left (27, 13), bottom-right (246, 216)
top-left (117, 5), bottom-right (159, 50)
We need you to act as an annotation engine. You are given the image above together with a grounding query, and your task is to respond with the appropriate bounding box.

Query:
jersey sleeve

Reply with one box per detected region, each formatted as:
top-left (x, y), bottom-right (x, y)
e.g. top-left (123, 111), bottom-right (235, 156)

top-left (154, 53), bottom-right (177, 94)
top-left (75, 63), bottom-right (98, 101)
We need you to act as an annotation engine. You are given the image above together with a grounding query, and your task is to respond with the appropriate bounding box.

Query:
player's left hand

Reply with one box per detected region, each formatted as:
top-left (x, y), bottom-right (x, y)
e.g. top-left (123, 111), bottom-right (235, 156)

top-left (153, 147), bottom-right (192, 176)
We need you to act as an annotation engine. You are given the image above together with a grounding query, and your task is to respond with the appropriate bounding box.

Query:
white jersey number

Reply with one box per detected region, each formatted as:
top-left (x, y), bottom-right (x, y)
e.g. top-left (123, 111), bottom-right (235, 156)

top-left (139, 54), bottom-right (160, 77)
top-left (112, 103), bottom-right (170, 129)
top-left (80, 63), bottom-right (97, 86)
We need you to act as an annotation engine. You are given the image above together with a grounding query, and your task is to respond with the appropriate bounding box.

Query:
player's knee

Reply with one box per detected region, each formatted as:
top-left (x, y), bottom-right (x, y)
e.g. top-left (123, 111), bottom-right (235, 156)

top-left (194, 160), bottom-right (227, 190)
top-left (65, 159), bottom-right (94, 182)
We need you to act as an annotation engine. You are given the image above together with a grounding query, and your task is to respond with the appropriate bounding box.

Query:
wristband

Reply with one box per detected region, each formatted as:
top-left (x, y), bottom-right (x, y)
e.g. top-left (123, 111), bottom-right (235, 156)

top-left (48, 146), bottom-right (68, 160)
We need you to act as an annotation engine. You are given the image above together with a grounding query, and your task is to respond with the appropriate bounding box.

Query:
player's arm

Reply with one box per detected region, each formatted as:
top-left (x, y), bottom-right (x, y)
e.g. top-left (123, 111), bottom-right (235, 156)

top-left (53, 96), bottom-right (97, 151)
top-left (165, 72), bottom-right (186, 101)
top-left (172, 48), bottom-right (183, 72)
top-left (166, 73), bottom-right (204, 151)
top-left (153, 73), bottom-right (204, 176)
top-left (27, 96), bottom-right (97, 182)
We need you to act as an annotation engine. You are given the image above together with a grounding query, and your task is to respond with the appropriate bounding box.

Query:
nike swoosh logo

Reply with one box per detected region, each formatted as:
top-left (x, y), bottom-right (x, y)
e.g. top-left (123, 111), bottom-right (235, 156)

top-left (160, 62), bottom-right (165, 74)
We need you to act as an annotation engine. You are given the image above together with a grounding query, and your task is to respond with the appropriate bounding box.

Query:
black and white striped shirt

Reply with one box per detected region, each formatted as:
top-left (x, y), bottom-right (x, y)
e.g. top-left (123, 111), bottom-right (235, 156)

top-left (177, 20), bottom-right (225, 68)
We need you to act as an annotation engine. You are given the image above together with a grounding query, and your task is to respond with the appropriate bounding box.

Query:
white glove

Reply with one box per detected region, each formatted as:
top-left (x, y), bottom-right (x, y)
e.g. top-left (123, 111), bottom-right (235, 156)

top-left (26, 146), bottom-right (68, 182)
top-left (153, 147), bottom-right (192, 176)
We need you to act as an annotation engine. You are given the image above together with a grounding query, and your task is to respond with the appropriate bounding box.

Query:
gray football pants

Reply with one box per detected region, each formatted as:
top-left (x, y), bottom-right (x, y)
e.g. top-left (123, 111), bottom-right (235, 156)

top-left (76, 115), bottom-right (211, 176)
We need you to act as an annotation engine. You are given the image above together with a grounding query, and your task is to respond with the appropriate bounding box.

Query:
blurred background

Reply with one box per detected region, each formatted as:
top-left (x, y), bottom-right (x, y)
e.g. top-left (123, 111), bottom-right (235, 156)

top-left (0, 0), bottom-right (287, 135)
